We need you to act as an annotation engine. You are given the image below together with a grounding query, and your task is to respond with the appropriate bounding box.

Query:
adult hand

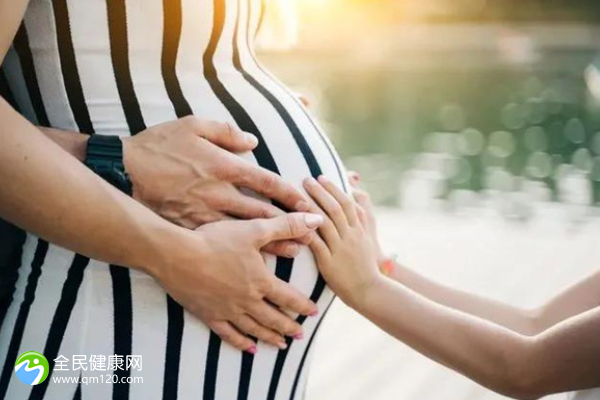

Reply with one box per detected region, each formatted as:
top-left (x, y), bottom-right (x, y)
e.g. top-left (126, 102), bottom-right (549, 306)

top-left (122, 116), bottom-right (310, 257)
top-left (150, 212), bottom-right (323, 352)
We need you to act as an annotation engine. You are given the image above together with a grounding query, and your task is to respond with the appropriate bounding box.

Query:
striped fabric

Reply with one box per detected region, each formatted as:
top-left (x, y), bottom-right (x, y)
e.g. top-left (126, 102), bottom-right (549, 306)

top-left (0, 0), bottom-right (348, 399)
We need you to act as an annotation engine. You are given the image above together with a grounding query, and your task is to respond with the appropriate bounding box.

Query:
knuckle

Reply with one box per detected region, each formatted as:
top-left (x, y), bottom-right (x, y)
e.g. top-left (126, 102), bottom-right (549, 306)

top-left (258, 205), bottom-right (276, 219)
top-left (251, 220), bottom-right (270, 242)
top-left (231, 336), bottom-right (246, 349)
top-left (245, 322), bottom-right (259, 336)
top-left (256, 276), bottom-right (274, 295)
top-left (283, 217), bottom-right (298, 237)
top-left (223, 122), bottom-right (236, 140)
top-left (271, 318), bottom-right (287, 333)
top-left (287, 297), bottom-right (303, 311)
top-left (259, 173), bottom-right (278, 193)
top-left (182, 115), bottom-right (202, 130)
top-left (331, 206), bottom-right (345, 221)
top-left (216, 162), bottom-right (242, 181)
top-left (279, 320), bottom-right (295, 334)
top-left (217, 329), bottom-right (231, 341)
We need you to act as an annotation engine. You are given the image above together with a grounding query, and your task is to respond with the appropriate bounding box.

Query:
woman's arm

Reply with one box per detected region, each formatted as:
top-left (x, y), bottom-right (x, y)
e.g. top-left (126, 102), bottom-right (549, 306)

top-left (304, 176), bottom-right (600, 400)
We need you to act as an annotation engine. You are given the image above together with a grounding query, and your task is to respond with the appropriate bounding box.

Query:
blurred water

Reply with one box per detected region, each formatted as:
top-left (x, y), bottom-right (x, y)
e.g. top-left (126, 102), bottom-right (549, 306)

top-left (262, 24), bottom-right (600, 225)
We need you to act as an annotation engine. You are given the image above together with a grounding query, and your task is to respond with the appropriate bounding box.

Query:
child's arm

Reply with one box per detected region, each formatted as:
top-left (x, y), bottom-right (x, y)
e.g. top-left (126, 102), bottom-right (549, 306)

top-left (388, 262), bottom-right (600, 336)
top-left (304, 176), bottom-right (600, 399)
top-left (349, 174), bottom-right (600, 336)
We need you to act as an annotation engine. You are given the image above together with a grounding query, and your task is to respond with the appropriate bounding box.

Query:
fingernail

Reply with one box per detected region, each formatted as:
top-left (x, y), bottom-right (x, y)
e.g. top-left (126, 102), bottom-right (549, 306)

top-left (304, 214), bottom-right (324, 229)
top-left (247, 345), bottom-right (257, 355)
top-left (295, 200), bottom-right (309, 212)
top-left (317, 175), bottom-right (329, 183)
top-left (245, 133), bottom-right (258, 147)
top-left (309, 309), bottom-right (319, 317)
top-left (304, 177), bottom-right (317, 186)
top-left (293, 333), bottom-right (304, 340)
top-left (277, 341), bottom-right (288, 350)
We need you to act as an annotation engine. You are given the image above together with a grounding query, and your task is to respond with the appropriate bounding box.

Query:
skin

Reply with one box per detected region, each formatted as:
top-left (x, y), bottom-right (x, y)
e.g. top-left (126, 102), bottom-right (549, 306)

top-left (39, 120), bottom-right (308, 258)
top-left (305, 172), bottom-right (600, 400)
top-left (1, 0), bottom-right (322, 352)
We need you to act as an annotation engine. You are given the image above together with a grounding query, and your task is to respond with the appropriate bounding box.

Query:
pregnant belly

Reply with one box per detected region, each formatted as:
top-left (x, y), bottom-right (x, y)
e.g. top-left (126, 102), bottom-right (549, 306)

top-left (2, 74), bottom-right (346, 399)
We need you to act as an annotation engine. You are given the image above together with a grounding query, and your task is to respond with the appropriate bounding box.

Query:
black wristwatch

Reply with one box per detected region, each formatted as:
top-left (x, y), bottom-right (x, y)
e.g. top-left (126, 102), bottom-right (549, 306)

top-left (84, 134), bottom-right (133, 196)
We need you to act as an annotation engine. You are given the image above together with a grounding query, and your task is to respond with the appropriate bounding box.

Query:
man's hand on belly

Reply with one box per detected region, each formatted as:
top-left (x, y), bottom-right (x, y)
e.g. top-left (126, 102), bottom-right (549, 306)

top-left (40, 116), bottom-right (311, 258)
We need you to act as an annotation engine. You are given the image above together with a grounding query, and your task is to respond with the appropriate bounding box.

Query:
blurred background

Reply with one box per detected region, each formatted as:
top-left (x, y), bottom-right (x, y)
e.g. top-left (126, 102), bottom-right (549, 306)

top-left (257, 1), bottom-right (600, 399)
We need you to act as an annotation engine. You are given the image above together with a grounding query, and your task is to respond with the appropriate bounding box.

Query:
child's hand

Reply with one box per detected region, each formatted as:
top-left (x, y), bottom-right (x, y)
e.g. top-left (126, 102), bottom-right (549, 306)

top-left (303, 175), bottom-right (382, 309)
top-left (347, 172), bottom-right (386, 263)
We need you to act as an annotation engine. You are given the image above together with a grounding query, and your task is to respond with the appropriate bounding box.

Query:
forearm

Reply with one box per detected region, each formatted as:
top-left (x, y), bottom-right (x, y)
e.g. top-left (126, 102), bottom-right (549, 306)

top-left (0, 98), bottom-right (181, 274)
top-left (388, 262), bottom-right (540, 335)
top-left (38, 127), bottom-right (88, 162)
top-left (358, 278), bottom-right (537, 398)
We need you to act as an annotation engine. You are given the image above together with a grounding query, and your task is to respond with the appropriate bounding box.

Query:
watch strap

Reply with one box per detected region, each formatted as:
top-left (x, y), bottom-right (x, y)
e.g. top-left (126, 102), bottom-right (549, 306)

top-left (85, 135), bottom-right (133, 196)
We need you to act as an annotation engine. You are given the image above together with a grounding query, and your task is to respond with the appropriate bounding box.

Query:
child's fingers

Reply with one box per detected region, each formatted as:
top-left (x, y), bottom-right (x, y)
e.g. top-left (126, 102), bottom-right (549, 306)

top-left (308, 232), bottom-right (330, 261)
top-left (352, 188), bottom-right (373, 211)
top-left (304, 177), bottom-right (349, 233)
top-left (356, 205), bottom-right (369, 228)
top-left (348, 171), bottom-right (360, 186)
top-left (306, 201), bottom-right (340, 247)
top-left (317, 175), bottom-right (359, 227)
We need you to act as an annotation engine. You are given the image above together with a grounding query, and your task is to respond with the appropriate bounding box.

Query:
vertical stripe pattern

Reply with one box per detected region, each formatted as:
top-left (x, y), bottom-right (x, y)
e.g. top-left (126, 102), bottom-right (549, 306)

top-left (163, 296), bottom-right (184, 400)
top-left (0, 0), bottom-right (347, 398)
top-left (29, 254), bottom-right (90, 400)
top-left (50, 0), bottom-right (94, 134)
top-left (109, 265), bottom-right (133, 400)
top-left (0, 240), bottom-right (48, 399)
top-left (162, 0), bottom-right (193, 118)
top-left (13, 25), bottom-right (50, 126)
top-left (106, 0), bottom-right (146, 134)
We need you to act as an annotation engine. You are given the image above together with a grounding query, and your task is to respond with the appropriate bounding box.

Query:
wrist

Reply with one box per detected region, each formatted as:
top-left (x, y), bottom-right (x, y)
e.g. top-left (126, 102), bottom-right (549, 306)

top-left (139, 223), bottom-right (208, 282)
top-left (349, 273), bottom-right (386, 314)
top-left (85, 134), bottom-right (132, 195)
top-left (121, 136), bottom-right (143, 201)
top-left (39, 127), bottom-right (89, 161)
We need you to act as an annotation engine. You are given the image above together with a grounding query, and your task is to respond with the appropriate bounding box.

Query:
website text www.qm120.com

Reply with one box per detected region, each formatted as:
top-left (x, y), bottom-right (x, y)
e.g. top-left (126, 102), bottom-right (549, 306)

top-left (13, 352), bottom-right (144, 386)
top-left (52, 375), bottom-right (143, 385)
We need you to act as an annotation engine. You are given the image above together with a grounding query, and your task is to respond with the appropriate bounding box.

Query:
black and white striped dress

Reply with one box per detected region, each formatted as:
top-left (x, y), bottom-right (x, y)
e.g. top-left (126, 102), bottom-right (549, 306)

top-left (0, 0), bottom-right (347, 399)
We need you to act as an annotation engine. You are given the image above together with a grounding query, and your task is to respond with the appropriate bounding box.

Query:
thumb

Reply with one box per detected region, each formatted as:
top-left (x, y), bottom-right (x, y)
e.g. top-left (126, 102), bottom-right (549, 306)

top-left (252, 213), bottom-right (324, 246)
top-left (192, 120), bottom-right (258, 152)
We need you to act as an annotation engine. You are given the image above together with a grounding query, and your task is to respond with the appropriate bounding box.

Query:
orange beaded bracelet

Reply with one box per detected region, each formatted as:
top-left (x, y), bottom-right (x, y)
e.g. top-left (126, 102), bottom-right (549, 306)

top-left (379, 256), bottom-right (396, 276)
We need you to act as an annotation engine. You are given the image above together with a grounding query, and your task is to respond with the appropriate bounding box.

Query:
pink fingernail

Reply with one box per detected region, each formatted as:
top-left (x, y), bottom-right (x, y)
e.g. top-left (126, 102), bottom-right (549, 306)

top-left (247, 345), bottom-right (257, 355)
top-left (317, 175), bottom-right (329, 183)
top-left (293, 333), bottom-right (304, 340)
top-left (309, 310), bottom-right (319, 317)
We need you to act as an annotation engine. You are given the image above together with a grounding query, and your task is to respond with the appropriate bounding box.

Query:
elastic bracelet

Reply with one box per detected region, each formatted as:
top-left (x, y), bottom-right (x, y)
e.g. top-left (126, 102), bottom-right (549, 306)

top-left (378, 254), bottom-right (398, 276)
